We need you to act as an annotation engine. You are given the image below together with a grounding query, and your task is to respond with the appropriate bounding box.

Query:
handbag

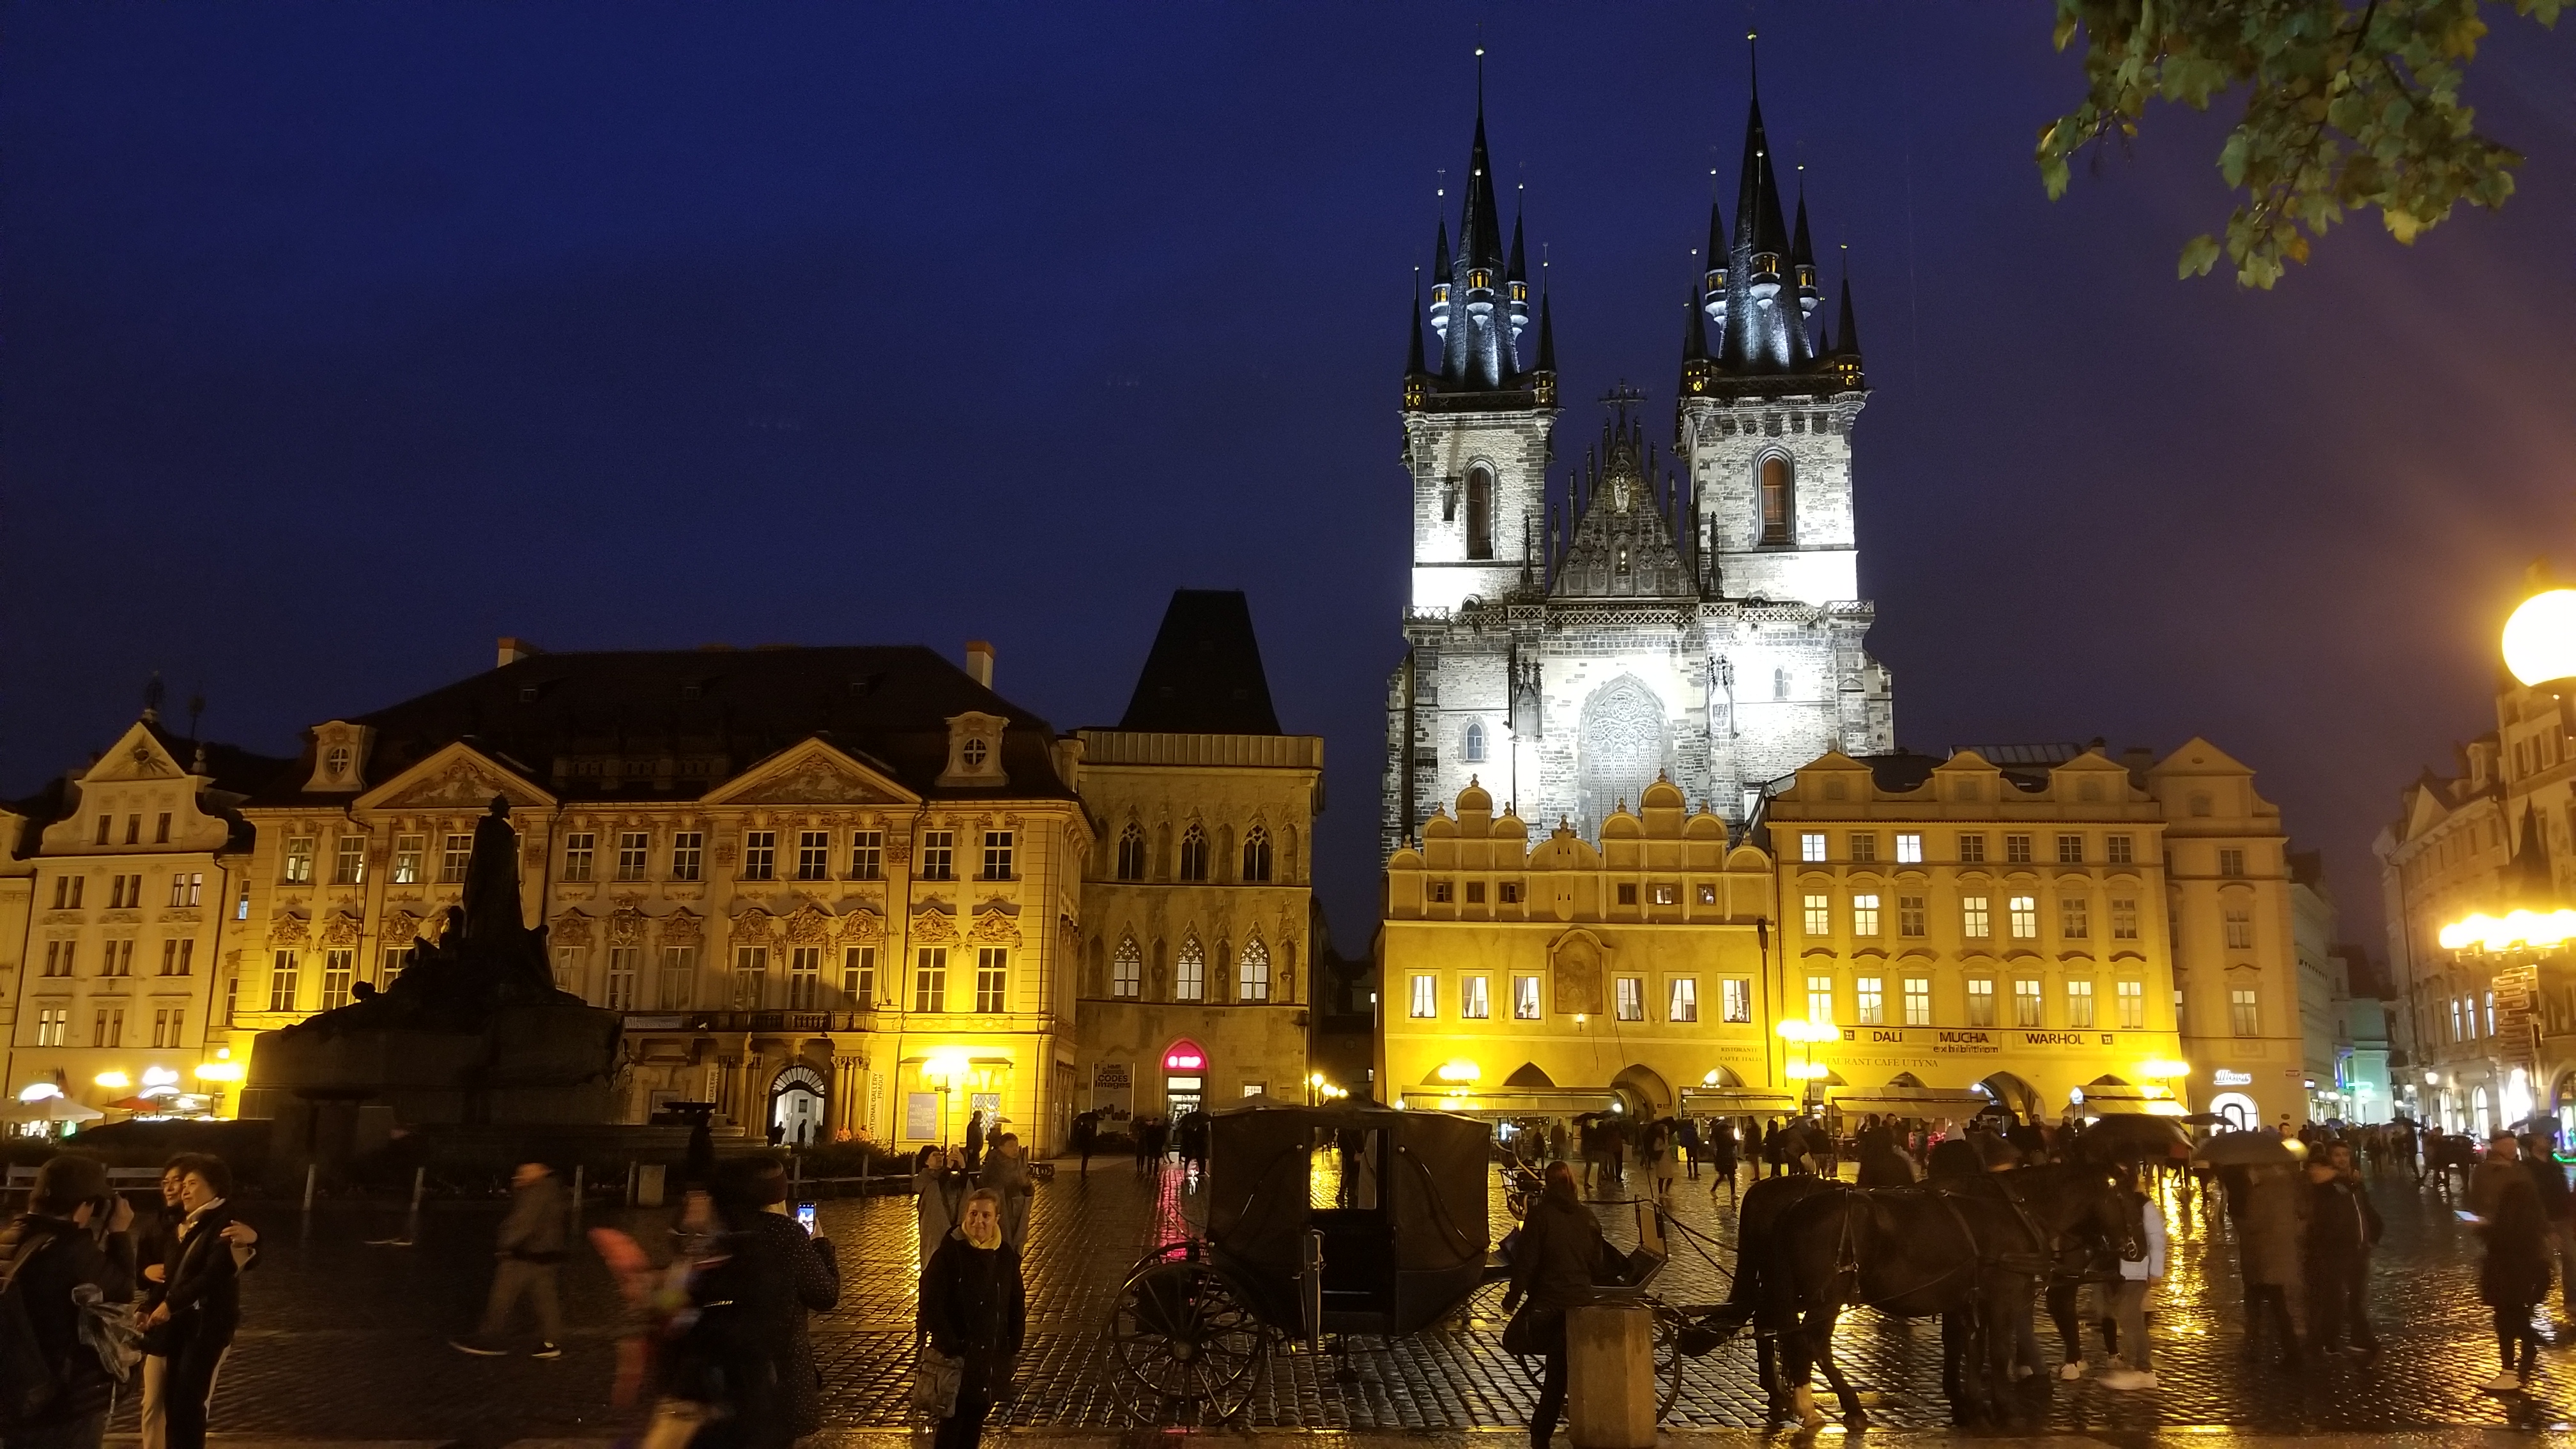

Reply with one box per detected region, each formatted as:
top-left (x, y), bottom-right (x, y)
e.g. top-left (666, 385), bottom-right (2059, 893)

top-left (1499, 1301), bottom-right (1561, 1357)
top-left (911, 1344), bottom-right (963, 1418)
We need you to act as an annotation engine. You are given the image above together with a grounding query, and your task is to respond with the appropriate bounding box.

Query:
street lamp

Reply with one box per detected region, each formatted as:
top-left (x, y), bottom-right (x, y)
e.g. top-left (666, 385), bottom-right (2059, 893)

top-left (1775, 1018), bottom-right (1829, 1110)
top-left (924, 1050), bottom-right (970, 1147)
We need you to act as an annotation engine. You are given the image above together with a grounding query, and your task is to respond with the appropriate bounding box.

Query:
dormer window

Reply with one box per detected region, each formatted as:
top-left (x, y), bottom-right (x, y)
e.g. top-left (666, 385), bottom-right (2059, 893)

top-left (303, 722), bottom-right (372, 792)
top-left (938, 712), bottom-right (1009, 788)
top-left (963, 739), bottom-right (988, 769)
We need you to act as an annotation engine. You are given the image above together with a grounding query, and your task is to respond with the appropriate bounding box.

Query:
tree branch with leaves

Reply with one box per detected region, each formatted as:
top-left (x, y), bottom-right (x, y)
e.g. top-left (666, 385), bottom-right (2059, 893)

top-left (2039, 0), bottom-right (2561, 288)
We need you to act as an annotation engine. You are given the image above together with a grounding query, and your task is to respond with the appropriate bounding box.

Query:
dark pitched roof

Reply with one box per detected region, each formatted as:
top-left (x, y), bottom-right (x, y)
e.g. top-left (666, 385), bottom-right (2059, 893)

top-left (247, 644), bottom-right (1071, 807)
top-left (1114, 590), bottom-right (1283, 735)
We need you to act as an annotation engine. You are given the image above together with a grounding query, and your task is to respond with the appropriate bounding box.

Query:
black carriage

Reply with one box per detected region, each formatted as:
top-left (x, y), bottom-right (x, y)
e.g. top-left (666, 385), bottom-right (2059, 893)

top-left (1104, 1098), bottom-right (1493, 1418)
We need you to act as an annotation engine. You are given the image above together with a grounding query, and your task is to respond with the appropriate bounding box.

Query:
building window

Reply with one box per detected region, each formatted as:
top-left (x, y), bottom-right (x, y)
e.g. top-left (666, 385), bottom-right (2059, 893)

top-left (1650, 883), bottom-right (1676, 906)
top-left (919, 831), bottom-right (955, 881)
top-left (1670, 978), bottom-right (1699, 1022)
top-left (2007, 895), bottom-right (2039, 939)
top-left (2485, 990), bottom-right (2496, 1035)
top-left (2060, 897), bottom-right (2089, 939)
top-left (1466, 466), bottom-right (1495, 559)
top-left (1177, 827), bottom-right (1210, 882)
top-left (283, 836), bottom-right (316, 885)
top-left (787, 946), bottom-right (822, 1009)
top-left (1800, 832), bottom-right (1828, 863)
top-left (1966, 978), bottom-right (1996, 1027)
top-left (93, 1008), bottom-right (124, 1049)
top-left (2111, 898), bottom-right (2139, 940)
top-left (796, 831), bottom-right (831, 882)
top-left (671, 832), bottom-right (703, 882)
top-left (1774, 668), bottom-right (1791, 700)
top-left (1409, 974), bottom-right (1437, 1018)
top-left (981, 831), bottom-right (1015, 880)
top-left (124, 815), bottom-right (141, 845)
top-left (1460, 975), bottom-right (1491, 1020)
top-left (2056, 833), bottom-right (2084, 864)
top-left (2219, 848), bottom-right (2246, 877)
top-left (2107, 834), bottom-right (2134, 865)
top-left (321, 950), bottom-right (355, 1010)
top-left (2230, 985), bottom-right (2259, 1036)
top-left (1695, 882), bottom-right (1715, 905)
top-left (841, 946), bottom-right (875, 1007)
top-left (1433, 880), bottom-right (1456, 904)
top-left (1759, 456), bottom-right (1793, 543)
top-left (2452, 998), bottom-right (2465, 1042)
top-left (732, 946), bottom-right (768, 1008)
top-left (1958, 833), bottom-right (1987, 864)
top-left (1805, 974), bottom-right (1834, 1024)
top-left (1241, 826), bottom-right (1273, 882)
top-left (659, 946), bottom-right (697, 1009)
top-left (974, 947), bottom-right (1008, 1013)
top-left (741, 831), bottom-right (777, 882)
top-left (1176, 937), bottom-right (1206, 1001)
top-left (1963, 896), bottom-right (1991, 939)
top-left (1515, 975), bottom-right (1543, 1020)
top-left (41, 942), bottom-right (70, 977)
top-left (849, 831), bottom-right (884, 881)
top-left (606, 948), bottom-right (641, 1011)
top-left (1115, 826), bottom-right (1146, 881)
top-left (2012, 978), bottom-right (2043, 1027)
top-left (441, 834), bottom-right (473, 883)
top-left (2004, 833), bottom-right (2032, 865)
top-left (1897, 894), bottom-right (1927, 938)
top-left (555, 943), bottom-right (586, 992)
top-left (1723, 978), bottom-right (1753, 1023)
top-left (1802, 893), bottom-right (1831, 936)
top-left (1239, 937), bottom-right (1271, 1002)
top-left (1468, 882), bottom-right (1489, 905)
top-left (1903, 977), bottom-right (1932, 1027)
top-left (1855, 976), bottom-right (1884, 1025)
top-left (392, 835), bottom-right (424, 884)
top-left (168, 871), bottom-right (203, 908)
top-left (2117, 979), bottom-right (2144, 1029)
top-left (151, 1007), bottom-right (185, 1049)
top-left (382, 946), bottom-right (412, 983)
top-left (334, 834), bottom-right (368, 885)
top-left (33, 1010), bottom-right (65, 1048)
top-left (268, 950), bottom-right (300, 1013)
top-left (1111, 937), bottom-right (1142, 999)
top-left (550, 832), bottom-right (592, 883)
top-left (615, 832), bottom-right (650, 882)
top-left (154, 813), bottom-right (171, 844)
top-left (1848, 832), bottom-right (1877, 864)
top-left (1851, 893), bottom-right (1882, 938)
top-left (1462, 723), bottom-right (1487, 763)
top-left (1616, 977), bottom-right (1646, 1021)
top-left (2223, 907), bottom-right (2253, 949)
top-left (914, 947), bottom-right (947, 1013)
top-left (92, 815), bottom-right (109, 847)
top-left (1503, 880), bottom-right (1525, 904)
top-left (1895, 832), bottom-right (1923, 864)
top-left (103, 940), bottom-right (134, 977)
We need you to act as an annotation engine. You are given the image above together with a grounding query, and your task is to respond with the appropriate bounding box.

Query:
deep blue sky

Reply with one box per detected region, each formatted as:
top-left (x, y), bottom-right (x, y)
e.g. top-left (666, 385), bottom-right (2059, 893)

top-left (7, 5), bottom-right (2575, 952)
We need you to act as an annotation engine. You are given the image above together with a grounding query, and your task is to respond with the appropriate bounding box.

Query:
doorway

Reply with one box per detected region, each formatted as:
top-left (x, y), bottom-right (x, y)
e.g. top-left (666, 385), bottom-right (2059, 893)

top-left (769, 1064), bottom-right (828, 1147)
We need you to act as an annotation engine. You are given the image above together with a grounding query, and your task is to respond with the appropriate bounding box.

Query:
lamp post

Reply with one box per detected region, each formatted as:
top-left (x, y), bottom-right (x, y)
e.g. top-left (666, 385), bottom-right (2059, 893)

top-left (924, 1050), bottom-right (969, 1148)
top-left (1775, 1018), bottom-right (1827, 1113)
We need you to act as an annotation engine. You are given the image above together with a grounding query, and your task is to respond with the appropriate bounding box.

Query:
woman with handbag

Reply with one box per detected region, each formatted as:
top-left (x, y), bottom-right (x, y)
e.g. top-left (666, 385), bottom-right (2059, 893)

top-left (1503, 1163), bottom-right (1608, 1449)
top-left (917, 1188), bottom-right (1024, 1449)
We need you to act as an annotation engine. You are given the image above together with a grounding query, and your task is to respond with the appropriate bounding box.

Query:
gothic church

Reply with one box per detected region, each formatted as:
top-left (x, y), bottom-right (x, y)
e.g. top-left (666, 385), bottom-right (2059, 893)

top-left (1383, 85), bottom-right (1895, 854)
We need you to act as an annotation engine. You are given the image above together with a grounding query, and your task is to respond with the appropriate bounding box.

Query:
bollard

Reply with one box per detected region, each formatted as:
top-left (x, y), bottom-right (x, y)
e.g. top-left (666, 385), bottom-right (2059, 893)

top-left (571, 1165), bottom-right (584, 1224)
top-left (302, 1163), bottom-right (318, 1214)
top-left (1565, 1301), bottom-right (1657, 1449)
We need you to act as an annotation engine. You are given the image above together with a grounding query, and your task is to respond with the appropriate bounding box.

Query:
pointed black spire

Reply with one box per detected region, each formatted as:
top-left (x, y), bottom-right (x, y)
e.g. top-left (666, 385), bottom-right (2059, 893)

top-left (1836, 268), bottom-right (1861, 357)
top-left (1462, 116), bottom-right (1508, 273)
top-left (1680, 283), bottom-right (1707, 362)
top-left (1433, 218), bottom-right (1452, 280)
top-left (1790, 194), bottom-right (1815, 273)
top-left (1508, 210), bottom-right (1526, 284)
top-left (1536, 291), bottom-right (1556, 372)
top-left (1406, 272), bottom-right (1427, 376)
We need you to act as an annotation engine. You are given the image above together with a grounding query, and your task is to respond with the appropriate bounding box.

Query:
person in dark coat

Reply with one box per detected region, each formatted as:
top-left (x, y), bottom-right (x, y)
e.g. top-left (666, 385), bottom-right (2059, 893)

top-left (656, 1188), bottom-right (782, 1448)
top-left (1760, 1119), bottom-right (1784, 1178)
top-left (144, 1155), bottom-right (245, 1449)
top-left (920, 1188), bottom-right (1025, 1449)
top-left (1070, 1112), bottom-right (1098, 1177)
top-left (1506, 1163), bottom-right (1609, 1449)
top-left (2302, 1153), bottom-right (2381, 1354)
top-left (0, 1153), bottom-right (136, 1449)
top-left (1855, 1117), bottom-right (1915, 1187)
top-left (2237, 1162), bottom-right (2308, 1368)
top-left (2522, 1131), bottom-right (2576, 1319)
top-left (451, 1161), bottom-right (569, 1358)
top-left (1676, 1116), bottom-right (1703, 1181)
top-left (716, 1156), bottom-right (839, 1445)
top-left (963, 1110), bottom-right (987, 1172)
top-left (1706, 1118), bottom-right (1739, 1200)
top-left (2478, 1133), bottom-right (2552, 1392)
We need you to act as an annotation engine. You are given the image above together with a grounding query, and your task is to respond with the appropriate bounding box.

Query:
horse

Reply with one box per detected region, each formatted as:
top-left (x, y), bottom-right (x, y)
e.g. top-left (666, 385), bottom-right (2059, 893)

top-left (1698, 1172), bottom-right (1840, 1422)
top-left (1769, 1163), bottom-right (2138, 1429)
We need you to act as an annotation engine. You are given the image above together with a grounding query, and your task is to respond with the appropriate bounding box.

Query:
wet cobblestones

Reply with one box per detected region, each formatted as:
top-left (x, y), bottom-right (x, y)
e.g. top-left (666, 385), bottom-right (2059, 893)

top-left (137, 1159), bottom-right (2576, 1441)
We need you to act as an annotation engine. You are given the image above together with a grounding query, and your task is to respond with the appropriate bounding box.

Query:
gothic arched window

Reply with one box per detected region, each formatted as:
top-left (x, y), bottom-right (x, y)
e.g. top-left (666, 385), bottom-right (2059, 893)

top-left (1175, 935), bottom-right (1206, 1001)
top-left (1773, 668), bottom-right (1791, 701)
top-left (1462, 723), bottom-right (1487, 763)
top-left (1115, 824), bottom-right (1146, 881)
top-left (1112, 935), bottom-right (1142, 999)
top-left (1238, 935), bottom-right (1271, 1002)
top-left (1241, 826), bottom-right (1273, 883)
top-left (1177, 825), bottom-right (1210, 882)
top-left (1466, 467), bottom-right (1494, 560)
top-left (1759, 456), bottom-right (1794, 544)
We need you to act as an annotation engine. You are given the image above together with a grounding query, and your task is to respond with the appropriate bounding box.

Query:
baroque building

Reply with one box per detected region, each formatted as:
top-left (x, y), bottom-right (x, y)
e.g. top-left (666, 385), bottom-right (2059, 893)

top-left (1072, 590), bottom-right (1322, 1120)
top-left (1384, 86), bottom-right (1893, 857)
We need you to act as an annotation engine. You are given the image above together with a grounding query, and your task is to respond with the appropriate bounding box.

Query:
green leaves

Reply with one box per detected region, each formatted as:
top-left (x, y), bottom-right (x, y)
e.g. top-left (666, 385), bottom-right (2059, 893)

top-left (2037, 0), bottom-right (2557, 288)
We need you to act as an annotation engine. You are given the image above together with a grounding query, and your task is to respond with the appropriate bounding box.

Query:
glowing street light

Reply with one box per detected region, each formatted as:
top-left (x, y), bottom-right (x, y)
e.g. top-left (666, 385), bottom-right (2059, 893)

top-left (2503, 588), bottom-right (2576, 687)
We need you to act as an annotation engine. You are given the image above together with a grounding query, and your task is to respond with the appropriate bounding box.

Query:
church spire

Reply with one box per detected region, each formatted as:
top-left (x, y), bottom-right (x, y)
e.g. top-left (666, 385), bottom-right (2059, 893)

top-left (1432, 62), bottom-right (1526, 393)
top-left (1406, 270), bottom-right (1427, 378)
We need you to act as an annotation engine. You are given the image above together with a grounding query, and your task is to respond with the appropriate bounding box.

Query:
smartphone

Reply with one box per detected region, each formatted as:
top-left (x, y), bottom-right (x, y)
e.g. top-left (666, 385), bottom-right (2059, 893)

top-left (795, 1202), bottom-right (817, 1231)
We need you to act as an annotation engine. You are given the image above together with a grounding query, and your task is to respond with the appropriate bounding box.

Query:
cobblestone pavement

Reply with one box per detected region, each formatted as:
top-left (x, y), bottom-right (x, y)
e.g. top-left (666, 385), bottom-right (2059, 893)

top-left (134, 1159), bottom-right (2576, 1443)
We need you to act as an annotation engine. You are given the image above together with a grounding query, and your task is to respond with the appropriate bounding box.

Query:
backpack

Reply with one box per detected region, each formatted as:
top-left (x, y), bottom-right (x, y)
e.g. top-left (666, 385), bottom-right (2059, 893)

top-left (0, 1230), bottom-right (66, 1430)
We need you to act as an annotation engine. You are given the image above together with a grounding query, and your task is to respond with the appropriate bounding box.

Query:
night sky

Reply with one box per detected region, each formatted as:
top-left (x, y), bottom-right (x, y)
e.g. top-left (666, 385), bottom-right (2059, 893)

top-left (7, 6), bottom-right (2575, 951)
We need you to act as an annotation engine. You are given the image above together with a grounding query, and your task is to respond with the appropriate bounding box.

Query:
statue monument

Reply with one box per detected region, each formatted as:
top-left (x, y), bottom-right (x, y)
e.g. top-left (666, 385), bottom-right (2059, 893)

top-left (247, 796), bottom-right (623, 1128)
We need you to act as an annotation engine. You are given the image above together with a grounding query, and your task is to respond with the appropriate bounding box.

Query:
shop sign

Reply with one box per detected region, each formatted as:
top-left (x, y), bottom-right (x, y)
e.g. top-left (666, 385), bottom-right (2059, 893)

top-left (1162, 1041), bottom-right (1207, 1071)
top-left (2212, 1069), bottom-right (2253, 1086)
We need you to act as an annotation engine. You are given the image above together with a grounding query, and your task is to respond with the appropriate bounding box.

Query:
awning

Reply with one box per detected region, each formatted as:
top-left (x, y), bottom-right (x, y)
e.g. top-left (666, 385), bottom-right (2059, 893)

top-left (1824, 1087), bottom-right (1990, 1114)
top-left (1395, 1086), bottom-right (1627, 1117)
top-left (1678, 1087), bottom-right (1800, 1114)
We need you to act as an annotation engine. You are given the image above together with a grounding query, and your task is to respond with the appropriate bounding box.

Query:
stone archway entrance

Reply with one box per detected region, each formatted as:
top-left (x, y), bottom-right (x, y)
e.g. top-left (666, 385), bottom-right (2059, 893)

top-left (769, 1063), bottom-right (827, 1147)
top-left (1977, 1071), bottom-right (2042, 1119)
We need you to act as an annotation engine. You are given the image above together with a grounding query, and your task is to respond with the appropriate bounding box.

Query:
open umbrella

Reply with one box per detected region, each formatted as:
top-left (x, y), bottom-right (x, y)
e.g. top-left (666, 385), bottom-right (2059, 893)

top-left (2074, 1114), bottom-right (2191, 1158)
top-left (2179, 1112), bottom-right (2232, 1126)
top-left (2192, 1130), bottom-right (2297, 1166)
top-left (2, 1097), bottom-right (102, 1124)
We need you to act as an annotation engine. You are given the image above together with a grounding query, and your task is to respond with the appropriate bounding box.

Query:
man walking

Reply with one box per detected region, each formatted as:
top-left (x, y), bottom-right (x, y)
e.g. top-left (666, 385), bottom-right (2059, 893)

top-left (451, 1161), bottom-right (568, 1359)
top-left (2303, 1149), bottom-right (2381, 1354)
top-left (0, 1154), bottom-right (137, 1449)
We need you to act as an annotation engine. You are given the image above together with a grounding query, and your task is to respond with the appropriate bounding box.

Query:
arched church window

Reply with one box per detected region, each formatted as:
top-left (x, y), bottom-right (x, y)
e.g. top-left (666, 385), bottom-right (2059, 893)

top-left (1238, 935), bottom-right (1271, 1002)
top-left (1112, 936), bottom-right (1142, 999)
top-left (1774, 668), bottom-right (1791, 701)
top-left (1466, 468), bottom-right (1494, 560)
top-left (1462, 723), bottom-right (1487, 763)
top-left (1176, 935), bottom-right (1206, 1001)
top-left (1759, 456), bottom-right (1793, 544)
top-left (1177, 825), bottom-right (1210, 882)
top-left (1116, 824), bottom-right (1146, 882)
top-left (1241, 826), bottom-right (1273, 883)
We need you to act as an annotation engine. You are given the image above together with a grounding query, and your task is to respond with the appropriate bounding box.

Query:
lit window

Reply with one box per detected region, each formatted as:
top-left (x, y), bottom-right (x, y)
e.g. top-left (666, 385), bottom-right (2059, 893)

top-left (2004, 834), bottom-right (2032, 865)
top-left (2230, 986), bottom-right (2259, 1036)
top-left (616, 832), bottom-right (650, 882)
top-left (268, 949), bottom-right (300, 1013)
top-left (670, 832), bottom-right (703, 882)
top-left (2117, 979), bottom-right (2144, 1029)
top-left (283, 836), bottom-right (315, 885)
top-left (1616, 977), bottom-right (1646, 1021)
top-left (2066, 979), bottom-right (2095, 1028)
top-left (848, 831), bottom-right (884, 881)
top-left (1514, 976), bottom-right (1542, 1020)
top-left (2057, 834), bottom-right (2084, 864)
top-left (659, 946), bottom-right (697, 1009)
top-left (382, 946), bottom-right (412, 983)
top-left (1650, 883), bottom-right (1677, 906)
top-left (2013, 979), bottom-right (2043, 1027)
top-left (797, 831), bottom-right (832, 881)
top-left (334, 834), bottom-right (368, 886)
top-left (169, 871), bottom-right (202, 908)
top-left (1851, 893), bottom-right (1882, 938)
top-left (1805, 975), bottom-right (1834, 1024)
top-left (606, 947), bottom-right (641, 1010)
top-left (1759, 456), bottom-right (1793, 544)
top-left (1462, 723), bottom-right (1488, 763)
top-left (34, 1009), bottom-right (65, 1048)
top-left (1460, 976), bottom-right (1490, 1019)
top-left (913, 947), bottom-right (947, 1013)
top-left (1669, 978), bottom-right (1699, 1022)
top-left (2112, 898), bottom-right (2139, 940)
top-left (1958, 833), bottom-right (1987, 864)
top-left (2107, 834), bottom-right (2135, 865)
top-left (788, 946), bottom-right (823, 1008)
top-left (441, 834), bottom-right (473, 883)
top-left (1848, 833), bottom-right (1876, 863)
top-left (1722, 979), bottom-right (1753, 1023)
top-left (2007, 896), bottom-right (2039, 939)
top-left (1238, 937), bottom-right (1271, 1002)
top-left (919, 831), bottom-right (955, 881)
top-left (740, 831), bottom-right (777, 882)
top-left (1178, 826), bottom-right (1210, 882)
top-left (1855, 976), bottom-right (1884, 1025)
top-left (1112, 937), bottom-right (1142, 999)
top-left (981, 831), bottom-right (1015, 880)
top-left (975, 947), bottom-right (1008, 1013)
top-left (841, 946), bottom-right (876, 1007)
top-left (2060, 896), bottom-right (2089, 939)
top-left (1800, 832), bottom-right (1828, 863)
top-left (732, 946), bottom-right (768, 1008)
top-left (1962, 896), bottom-right (1991, 939)
top-left (1966, 978), bottom-right (1995, 1027)
top-left (321, 950), bottom-right (355, 1010)
top-left (1898, 894), bottom-right (1926, 938)
top-left (1895, 832), bottom-right (1922, 864)
top-left (1802, 893), bottom-right (1831, 936)
top-left (1176, 937), bottom-right (1206, 1001)
top-left (1409, 974), bottom-right (1437, 1018)
top-left (2224, 907), bottom-right (2253, 949)
top-left (1902, 977), bottom-right (1932, 1026)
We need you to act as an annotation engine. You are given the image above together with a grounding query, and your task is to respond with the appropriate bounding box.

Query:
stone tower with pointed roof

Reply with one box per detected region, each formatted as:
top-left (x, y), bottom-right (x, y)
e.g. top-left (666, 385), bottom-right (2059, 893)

top-left (1386, 81), bottom-right (1893, 857)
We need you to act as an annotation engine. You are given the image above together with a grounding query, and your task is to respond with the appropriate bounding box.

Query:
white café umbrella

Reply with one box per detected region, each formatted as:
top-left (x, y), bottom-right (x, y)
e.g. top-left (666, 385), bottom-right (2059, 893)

top-left (3, 1097), bottom-right (103, 1124)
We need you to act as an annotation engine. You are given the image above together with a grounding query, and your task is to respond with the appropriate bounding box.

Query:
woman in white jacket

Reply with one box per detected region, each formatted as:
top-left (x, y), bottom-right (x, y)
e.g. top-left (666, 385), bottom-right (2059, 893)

top-left (2100, 1163), bottom-right (2168, 1391)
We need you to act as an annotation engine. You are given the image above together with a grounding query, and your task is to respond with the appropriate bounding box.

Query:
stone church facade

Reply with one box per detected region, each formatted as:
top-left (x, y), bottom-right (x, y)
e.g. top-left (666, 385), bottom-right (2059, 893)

top-left (1384, 89), bottom-right (1894, 855)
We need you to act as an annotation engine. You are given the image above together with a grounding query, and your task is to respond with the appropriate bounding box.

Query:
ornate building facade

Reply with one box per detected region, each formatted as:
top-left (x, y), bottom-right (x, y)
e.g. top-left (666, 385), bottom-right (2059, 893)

top-left (1384, 88), bottom-right (1893, 857)
top-left (1073, 590), bottom-right (1322, 1121)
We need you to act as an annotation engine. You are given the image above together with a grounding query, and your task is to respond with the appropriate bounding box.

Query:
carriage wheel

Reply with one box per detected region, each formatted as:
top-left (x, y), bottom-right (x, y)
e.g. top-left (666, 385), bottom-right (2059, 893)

top-left (1453, 1276), bottom-right (1547, 1389)
top-left (1105, 1257), bottom-right (1268, 1423)
top-left (1650, 1301), bottom-right (1688, 1421)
